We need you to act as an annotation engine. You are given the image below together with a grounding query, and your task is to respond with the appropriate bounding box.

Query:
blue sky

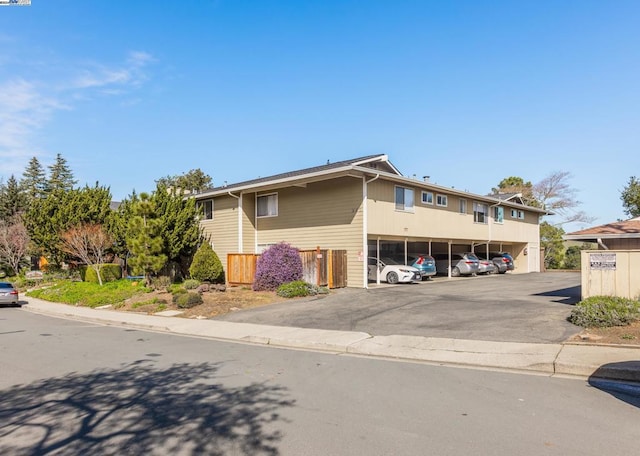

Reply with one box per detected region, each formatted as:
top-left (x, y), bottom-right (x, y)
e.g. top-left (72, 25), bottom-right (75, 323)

top-left (1, 1), bottom-right (638, 232)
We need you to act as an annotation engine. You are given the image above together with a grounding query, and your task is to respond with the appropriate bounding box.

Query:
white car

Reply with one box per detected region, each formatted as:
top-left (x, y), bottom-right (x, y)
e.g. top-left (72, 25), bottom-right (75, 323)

top-left (368, 257), bottom-right (422, 284)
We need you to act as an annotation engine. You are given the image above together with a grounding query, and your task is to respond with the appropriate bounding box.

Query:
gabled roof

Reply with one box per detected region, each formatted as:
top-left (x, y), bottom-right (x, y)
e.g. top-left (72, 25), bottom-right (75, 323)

top-left (195, 154), bottom-right (401, 197)
top-left (564, 216), bottom-right (640, 240)
top-left (488, 192), bottom-right (526, 205)
top-left (193, 154), bottom-right (548, 214)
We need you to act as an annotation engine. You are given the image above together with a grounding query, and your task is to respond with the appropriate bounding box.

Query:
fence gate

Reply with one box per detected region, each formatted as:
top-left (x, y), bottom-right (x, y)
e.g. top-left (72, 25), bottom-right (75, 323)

top-left (227, 254), bottom-right (259, 286)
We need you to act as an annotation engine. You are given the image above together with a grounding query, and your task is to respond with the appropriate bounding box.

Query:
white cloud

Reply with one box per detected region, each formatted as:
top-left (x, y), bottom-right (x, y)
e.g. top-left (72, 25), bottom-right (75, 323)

top-left (70, 50), bottom-right (154, 91)
top-left (0, 52), bottom-right (156, 179)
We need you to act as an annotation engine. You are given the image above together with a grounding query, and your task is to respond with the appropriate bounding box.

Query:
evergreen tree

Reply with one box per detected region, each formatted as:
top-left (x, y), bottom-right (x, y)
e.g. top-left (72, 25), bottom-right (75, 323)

top-left (0, 175), bottom-right (27, 221)
top-left (20, 156), bottom-right (47, 201)
top-left (126, 192), bottom-right (167, 285)
top-left (189, 241), bottom-right (224, 282)
top-left (153, 183), bottom-right (202, 278)
top-left (24, 184), bottom-right (113, 266)
top-left (621, 176), bottom-right (640, 218)
top-left (107, 191), bottom-right (138, 259)
top-left (46, 153), bottom-right (77, 193)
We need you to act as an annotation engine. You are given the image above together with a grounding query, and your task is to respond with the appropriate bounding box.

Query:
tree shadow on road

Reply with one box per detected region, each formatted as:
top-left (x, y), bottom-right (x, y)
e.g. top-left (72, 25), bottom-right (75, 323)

top-left (588, 362), bottom-right (640, 409)
top-left (0, 360), bottom-right (294, 455)
top-left (533, 285), bottom-right (581, 305)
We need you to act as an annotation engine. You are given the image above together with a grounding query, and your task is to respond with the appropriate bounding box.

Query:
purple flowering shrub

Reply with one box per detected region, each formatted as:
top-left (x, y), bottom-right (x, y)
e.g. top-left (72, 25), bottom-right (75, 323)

top-left (252, 242), bottom-right (303, 291)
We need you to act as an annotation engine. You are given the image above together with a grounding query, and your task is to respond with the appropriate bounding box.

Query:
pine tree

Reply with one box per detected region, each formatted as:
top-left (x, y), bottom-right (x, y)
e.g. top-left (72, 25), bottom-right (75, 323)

top-left (153, 183), bottom-right (202, 277)
top-left (126, 192), bottom-right (167, 285)
top-left (20, 156), bottom-right (47, 200)
top-left (0, 175), bottom-right (27, 221)
top-left (46, 153), bottom-right (77, 193)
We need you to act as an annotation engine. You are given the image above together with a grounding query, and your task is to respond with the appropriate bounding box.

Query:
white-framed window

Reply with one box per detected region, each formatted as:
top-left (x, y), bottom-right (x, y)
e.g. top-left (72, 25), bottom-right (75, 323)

top-left (511, 209), bottom-right (518, 218)
top-left (473, 202), bottom-right (488, 223)
top-left (421, 191), bottom-right (434, 205)
top-left (197, 199), bottom-right (213, 220)
top-left (459, 199), bottom-right (467, 214)
top-left (257, 193), bottom-right (278, 217)
top-left (395, 186), bottom-right (414, 212)
top-left (494, 206), bottom-right (504, 224)
top-left (518, 210), bottom-right (525, 220)
top-left (436, 194), bottom-right (448, 207)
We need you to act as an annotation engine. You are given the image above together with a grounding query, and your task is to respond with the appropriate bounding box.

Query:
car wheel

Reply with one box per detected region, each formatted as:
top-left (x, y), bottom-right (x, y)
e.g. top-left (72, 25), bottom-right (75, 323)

top-left (499, 270), bottom-right (506, 274)
top-left (387, 271), bottom-right (399, 284)
top-left (490, 266), bottom-right (499, 274)
top-left (451, 266), bottom-right (460, 277)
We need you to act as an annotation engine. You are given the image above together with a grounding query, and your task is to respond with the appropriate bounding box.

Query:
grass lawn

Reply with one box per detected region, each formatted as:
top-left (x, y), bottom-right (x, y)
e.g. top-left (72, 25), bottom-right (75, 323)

top-left (27, 280), bottom-right (151, 308)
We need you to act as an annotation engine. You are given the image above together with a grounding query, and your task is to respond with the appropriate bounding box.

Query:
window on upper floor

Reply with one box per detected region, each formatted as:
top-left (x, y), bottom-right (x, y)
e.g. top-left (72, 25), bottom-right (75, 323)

top-left (518, 210), bottom-right (525, 220)
top-left (257, 193), bottom-right (278, 217)
top-left (494, 206), bottom-right (504, 224)
top-left (197, 200), bottom-right (213, 220)
top-left (395, 186), bottom-right (414, 212)
top-left (436, 194), bottom-right (448, 207)
top-left (421, 191), bottom-right (434, 205)
top-left (511, 208), bottom-right (518, 218)
top-left (459, 199), bottom-right (467, 214)
top-left (473, 202), bottom-right (488, 224)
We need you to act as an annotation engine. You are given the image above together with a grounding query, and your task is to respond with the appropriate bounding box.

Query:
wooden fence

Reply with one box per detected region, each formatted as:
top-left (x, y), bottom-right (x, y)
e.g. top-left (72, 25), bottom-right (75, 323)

top-left (227, 248), bottom-right (347, 288)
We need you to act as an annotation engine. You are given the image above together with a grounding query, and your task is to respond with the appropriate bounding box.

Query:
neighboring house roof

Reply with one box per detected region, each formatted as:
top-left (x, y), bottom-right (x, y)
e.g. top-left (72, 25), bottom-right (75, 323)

top-left (564, 217), bottom-right (640, 241)
top-left (194, 154), bottom-right (548, 214)
top-left (110, 201), bottom-right (121, 210)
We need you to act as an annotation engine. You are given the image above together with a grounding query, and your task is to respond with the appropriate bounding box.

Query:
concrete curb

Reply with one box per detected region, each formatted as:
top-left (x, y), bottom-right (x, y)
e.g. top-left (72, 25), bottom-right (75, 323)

top-left (20, 299), bottom-right (640, 383)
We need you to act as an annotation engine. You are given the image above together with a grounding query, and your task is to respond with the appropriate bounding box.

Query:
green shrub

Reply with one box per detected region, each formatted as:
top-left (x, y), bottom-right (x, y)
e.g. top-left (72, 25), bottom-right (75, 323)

top-left (276, 280), bottom-right (319, 298)
top-left (174, 291), bottom-right (203, 308)
top-left (189, 242), bottom-right (224, 283)
top-left (83, 264), bottom-right (122, 283)
top-left (569, 296), bottom-right (640, 328)
top-left (151, 275), bottom-right (172, 290)
top-left (183, 279), bottom-right (201, 290)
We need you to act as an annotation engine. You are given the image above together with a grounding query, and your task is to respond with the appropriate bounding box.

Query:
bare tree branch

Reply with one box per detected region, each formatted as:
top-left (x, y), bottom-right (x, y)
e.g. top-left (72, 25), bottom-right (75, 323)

top-left (0, 215), bottom-right (30, 275)
top-left (60, 224), bottom-right (112, 285)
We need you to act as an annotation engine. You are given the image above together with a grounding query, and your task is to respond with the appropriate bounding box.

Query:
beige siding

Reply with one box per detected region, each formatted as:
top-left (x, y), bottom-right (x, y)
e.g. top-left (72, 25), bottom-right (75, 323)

top-left (368, 179), bottom-right (539, 244)
top-left (254, 177), bottom-right (364, 287)
top-left (200, 195), bottom-right (240, 273)
top-left (602, 238), bottom-right (640, 250)
top-left (241, 193), bottom-right (256, 253)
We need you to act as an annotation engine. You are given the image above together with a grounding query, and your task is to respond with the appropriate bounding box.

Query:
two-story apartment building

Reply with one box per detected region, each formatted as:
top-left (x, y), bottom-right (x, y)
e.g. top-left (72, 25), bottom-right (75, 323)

top-left (194, 155), bottom-right (546, 288)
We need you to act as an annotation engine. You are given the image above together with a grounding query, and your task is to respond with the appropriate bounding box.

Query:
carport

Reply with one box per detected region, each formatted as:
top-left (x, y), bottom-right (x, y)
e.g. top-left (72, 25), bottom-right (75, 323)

top-left (367, 237), bottom-right (519, 284)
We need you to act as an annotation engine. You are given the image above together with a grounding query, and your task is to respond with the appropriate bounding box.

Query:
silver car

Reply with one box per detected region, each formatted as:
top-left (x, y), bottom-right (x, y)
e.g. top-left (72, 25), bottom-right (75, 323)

top-left (0, 282), bottom-right (19, 305)
top-left (433, 253), bottom-right (480, 277)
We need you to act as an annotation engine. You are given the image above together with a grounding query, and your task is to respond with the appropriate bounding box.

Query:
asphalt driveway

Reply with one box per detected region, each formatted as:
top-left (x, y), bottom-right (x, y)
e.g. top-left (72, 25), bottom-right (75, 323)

top-left (216, 272), bottom-right (583, 343)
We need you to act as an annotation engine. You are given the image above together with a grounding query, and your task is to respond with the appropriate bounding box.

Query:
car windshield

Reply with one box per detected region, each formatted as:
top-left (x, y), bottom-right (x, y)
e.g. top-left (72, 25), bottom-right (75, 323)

top-left (0, 283), bottom-right (13, 289)
top-left (381, 257), bottom-right (403, 265)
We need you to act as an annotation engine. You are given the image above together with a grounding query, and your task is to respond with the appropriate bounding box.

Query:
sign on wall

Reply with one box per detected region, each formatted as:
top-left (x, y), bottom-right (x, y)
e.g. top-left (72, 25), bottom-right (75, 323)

top-left (589, 252), bottom-right (616, 270)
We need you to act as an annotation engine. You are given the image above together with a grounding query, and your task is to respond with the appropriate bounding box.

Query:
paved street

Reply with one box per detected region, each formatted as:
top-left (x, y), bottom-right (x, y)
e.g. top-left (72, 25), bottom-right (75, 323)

top-left (2, 309), bottom-right (639, 455)
top-left (217, 272), bottom-right (583, 343)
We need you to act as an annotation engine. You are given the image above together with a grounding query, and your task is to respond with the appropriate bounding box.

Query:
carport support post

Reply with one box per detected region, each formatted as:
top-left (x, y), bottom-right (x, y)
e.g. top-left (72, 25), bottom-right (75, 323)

top-left (448, 241), bottom-right (452, 279)
top-left (404, 238), bottom-right (408, 264)
top-left (376, 237), bottom-right (381, 285)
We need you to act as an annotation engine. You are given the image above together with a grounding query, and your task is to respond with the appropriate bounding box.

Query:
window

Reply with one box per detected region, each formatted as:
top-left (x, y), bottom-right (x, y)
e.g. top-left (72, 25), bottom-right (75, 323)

top-left (436, 194), bottom-right (448, 207)
top-left (395, 186), bottom-right (414, 212)
top-left (518, 210), bottom-right (525, 220)
top-left (459, 199), bottom-right (467, 214)
top-left (473, 202), bottom-right (488, 223)
top-left (421, 191), bottom-right (433, 205)
top-left (257, 193), bottom-right (278, 217)
top-left (511, 209), bottom-right (518, 218)
top-left (494, 206), bottom-right (504, 223)
top-left (197, 200), bottom-right (213, 220)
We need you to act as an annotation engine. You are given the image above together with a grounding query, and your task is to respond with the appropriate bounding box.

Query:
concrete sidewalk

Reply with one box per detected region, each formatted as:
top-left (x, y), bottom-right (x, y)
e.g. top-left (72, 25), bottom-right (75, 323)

top-left (21, 298), bottom-right (640, 383)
